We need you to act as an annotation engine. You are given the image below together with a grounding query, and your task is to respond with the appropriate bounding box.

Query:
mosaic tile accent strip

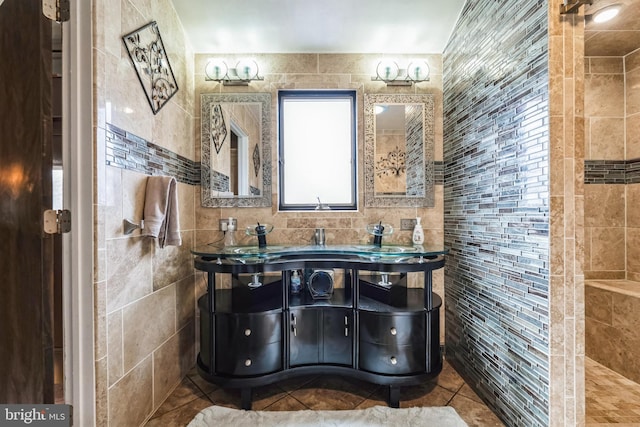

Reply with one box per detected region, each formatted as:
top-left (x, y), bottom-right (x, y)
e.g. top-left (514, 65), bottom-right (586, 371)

top-left (584, 160), bottom-right (629, 184)
top-left (105, 123), bottom-right (200, 185)
top-left (443, 1), bottom-right (550, 426)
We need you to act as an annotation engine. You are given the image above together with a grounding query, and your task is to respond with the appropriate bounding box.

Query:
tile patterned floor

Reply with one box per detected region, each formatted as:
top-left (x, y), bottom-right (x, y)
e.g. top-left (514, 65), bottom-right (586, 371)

top-left (586, 357), bottom-right (640, 426)
top-left (144, 359), bottom-right (505, 426)
top-left (145, 357), bottom-right (640, 426)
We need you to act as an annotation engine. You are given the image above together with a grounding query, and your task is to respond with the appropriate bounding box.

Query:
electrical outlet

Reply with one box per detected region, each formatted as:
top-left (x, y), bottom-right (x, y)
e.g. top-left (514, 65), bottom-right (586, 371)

top-left (400, 218), bottom-right (417, 230)
top-left (219, 218), bottom-right (237, 231)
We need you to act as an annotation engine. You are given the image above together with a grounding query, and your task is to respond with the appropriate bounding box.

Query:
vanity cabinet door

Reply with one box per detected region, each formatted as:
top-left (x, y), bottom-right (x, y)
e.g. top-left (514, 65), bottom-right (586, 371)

top-left (215, 312), bottom-right (282, 376)
top-left (289, 308), bottom-right (321, 366)
top-left (322, 308), bottom-right (353, 366)
top-left (289, 308), bottom-right (353, 367)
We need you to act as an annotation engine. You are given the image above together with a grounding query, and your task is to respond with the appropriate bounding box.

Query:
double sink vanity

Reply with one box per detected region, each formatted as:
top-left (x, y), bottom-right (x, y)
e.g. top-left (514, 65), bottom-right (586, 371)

top-left (192, 243), bottom-right (448, 409)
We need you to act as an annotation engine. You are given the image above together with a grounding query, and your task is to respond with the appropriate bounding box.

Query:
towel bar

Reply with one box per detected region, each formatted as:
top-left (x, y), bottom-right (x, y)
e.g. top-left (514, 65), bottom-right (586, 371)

top-left (123, 219), bottom-right (144, 235)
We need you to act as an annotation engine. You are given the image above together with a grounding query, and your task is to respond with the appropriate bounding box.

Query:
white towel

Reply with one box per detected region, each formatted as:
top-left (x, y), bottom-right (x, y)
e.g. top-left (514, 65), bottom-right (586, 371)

top-left (142, 176), bottom-right (182, 248)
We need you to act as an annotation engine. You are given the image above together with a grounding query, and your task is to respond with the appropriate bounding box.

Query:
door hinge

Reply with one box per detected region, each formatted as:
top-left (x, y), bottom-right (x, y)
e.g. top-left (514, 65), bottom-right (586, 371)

top-left (44, 209), bottom-right (71, 234)
top-left (42, 0), bottom-right (70, 22)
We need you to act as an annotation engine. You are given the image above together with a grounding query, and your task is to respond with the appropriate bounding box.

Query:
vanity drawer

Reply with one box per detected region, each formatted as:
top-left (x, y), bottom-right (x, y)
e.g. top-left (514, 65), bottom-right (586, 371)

top-left (216, 341), bottom-right (282, 376)
top-left (215, 312), bottom-right (282, 349)
top-left (359, 312), bottom-right (424, 346)
top-left (359, 341), bottom-right (425, 375)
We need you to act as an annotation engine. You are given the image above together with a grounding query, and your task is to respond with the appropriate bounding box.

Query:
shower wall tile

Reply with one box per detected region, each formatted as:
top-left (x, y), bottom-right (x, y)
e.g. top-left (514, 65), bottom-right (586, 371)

top-left (628, 185), bottom-right (640, 228)
top-left (627, 49), bottom-right (640, 73)
top-left (443, 0), bottom-right (554, 425)
top-left (584, 185), bottom-right (624, 227)
top-left (627, 114), bottom-right (640, 160)
top-left (627, 68), bottom-right (640, 116)
top-left (585, 282), bottom-right (640, 384)
top-left (584, 74), bottom-right (624, 117)
top-left (586, 57), bottom-right (623, 74)
top-left (587, 118), bottom-right (625, 160)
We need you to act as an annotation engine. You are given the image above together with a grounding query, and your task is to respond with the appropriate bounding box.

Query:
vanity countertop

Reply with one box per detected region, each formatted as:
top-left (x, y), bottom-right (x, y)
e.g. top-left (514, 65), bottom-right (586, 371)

top-left (191, 243), bottom-right (448, 262)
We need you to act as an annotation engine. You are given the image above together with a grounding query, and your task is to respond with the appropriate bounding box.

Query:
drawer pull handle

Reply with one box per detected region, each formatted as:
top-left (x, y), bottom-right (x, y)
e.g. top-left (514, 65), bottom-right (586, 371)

top-left (390, 327), bottom-right (397, 336)
top-left (244, 328), bottom-right (251, 336)
top-left (390, 356), bottom-right (397, 365)
top-left (245, 359), bottom-right (252, 367)
top-left (345, 327), bottom-right (349, 337)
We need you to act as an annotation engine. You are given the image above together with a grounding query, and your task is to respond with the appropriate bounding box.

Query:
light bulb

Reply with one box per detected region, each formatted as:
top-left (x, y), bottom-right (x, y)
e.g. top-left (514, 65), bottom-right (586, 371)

top-left (592, 5), bottom-right (620, 23)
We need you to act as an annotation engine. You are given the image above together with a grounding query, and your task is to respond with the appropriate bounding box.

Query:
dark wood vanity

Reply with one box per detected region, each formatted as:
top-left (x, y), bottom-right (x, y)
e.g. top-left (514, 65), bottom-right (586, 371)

top-left (192, 244), bottom-right (447, 409)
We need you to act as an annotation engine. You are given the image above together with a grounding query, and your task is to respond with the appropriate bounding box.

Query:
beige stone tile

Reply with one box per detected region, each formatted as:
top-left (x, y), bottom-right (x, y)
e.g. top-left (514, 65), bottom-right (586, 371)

top-left (178, 182), bottom-right (196, 232)
top-left (627, 49), bottom-right (640, 74)
top-left (176, 274), bottom-right (196, 329)
top-left (587, 117), bottom-right (625, 159)
top-left (94, 281), bottom-right (107, 360)
top-left (587, 57), bottom-right (624, 74)
top-left (122, 285), bottom-right (176, 371)
top-left (584, 185), bottom-right (625, 228)
top-left (153, 326), bottom-right (196, 412)
top-left (109, 356), bottom-right (153, 427)
top-left (585, 285), bottom-right (613, 324)
top-left (627, 186), bottom-right (640, 228)
top-left (627, 228), bottom-right (640, 276)
top-left (626, 114), bottom-right (640, 160)
top-left (95, 357), bottom-right (108, 427)
top-left (121, 169), bottom-right (147, 235)
top-left (107, 310), bottom-right (123, 386)
top-left (152, 230), bottom-right (194, 291)
top-left (590, 227), bottom-right (625, 271)
top-left (105, 236), bottom-right (153, 313)
top-left (584, 74), bottom-right (624, 117)
top-left (105, 166), bottom-right (123, 239)
top-left (627, 68), bottom-right (640, 116)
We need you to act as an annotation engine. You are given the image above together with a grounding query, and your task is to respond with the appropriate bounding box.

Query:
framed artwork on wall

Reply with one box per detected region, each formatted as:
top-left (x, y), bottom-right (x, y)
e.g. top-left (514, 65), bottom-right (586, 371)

top-left (122, 21), bottom-right (178, 115)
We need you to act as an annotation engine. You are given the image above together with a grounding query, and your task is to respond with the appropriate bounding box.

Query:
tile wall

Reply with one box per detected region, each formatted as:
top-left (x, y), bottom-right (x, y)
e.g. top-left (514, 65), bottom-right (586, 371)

top-left (585, 281), bottom-right (640, 383)
top-left (92, 1), bottom-right (197, 426)
top-left (626, 50), bottom-right (640, 281)
top-left (584, 57), bottom-right (626, 279)
top-left (443, 0), bottom-right (585, 426)
top-left (584, 49), bottom-right (640, 281)
top-left (193, 53), bottom-right (446, 337)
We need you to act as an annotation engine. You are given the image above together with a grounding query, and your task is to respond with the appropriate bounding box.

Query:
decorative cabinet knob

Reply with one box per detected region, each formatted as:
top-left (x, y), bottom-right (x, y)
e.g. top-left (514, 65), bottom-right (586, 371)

top-left (245, 359), bottom-right (252, 367)
top-left (390, 356), bottom-right (397, 365)
top-left (390, 327), bottom-right (397, 336)
top-left (244, 328), bottom-right (251, 336)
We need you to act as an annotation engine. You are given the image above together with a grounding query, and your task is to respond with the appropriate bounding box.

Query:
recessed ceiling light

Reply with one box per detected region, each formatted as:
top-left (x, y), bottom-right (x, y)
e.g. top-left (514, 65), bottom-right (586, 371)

top-left (592, 5), bottom-right (621, 23)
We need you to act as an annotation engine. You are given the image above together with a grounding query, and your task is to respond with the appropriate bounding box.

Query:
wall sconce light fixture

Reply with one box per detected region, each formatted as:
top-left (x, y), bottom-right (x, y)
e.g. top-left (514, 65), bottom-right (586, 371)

top-left (371, 59), bottom-right (430, 86)
top-left (205, 58), bottom-right (264, 86)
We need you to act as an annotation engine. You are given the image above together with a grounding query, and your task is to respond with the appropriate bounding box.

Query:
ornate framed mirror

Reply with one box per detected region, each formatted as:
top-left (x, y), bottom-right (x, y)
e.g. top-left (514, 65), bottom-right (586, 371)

top-left (364, 93), bottom-right (435, 208)
top-left (201, 92), bottom-right (271, 207)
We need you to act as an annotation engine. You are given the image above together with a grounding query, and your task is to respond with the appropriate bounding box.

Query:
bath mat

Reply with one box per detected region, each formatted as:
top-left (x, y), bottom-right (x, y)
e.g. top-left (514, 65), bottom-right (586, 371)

top-left (188, 404), bottom-right (468, 426)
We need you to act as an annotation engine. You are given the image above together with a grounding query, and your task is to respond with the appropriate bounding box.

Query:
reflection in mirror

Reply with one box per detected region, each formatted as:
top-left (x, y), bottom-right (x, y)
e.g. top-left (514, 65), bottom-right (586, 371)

top-left (364, 94), bottom-right (434, 207)
top-left (201, 93), bottom-right (271, 207)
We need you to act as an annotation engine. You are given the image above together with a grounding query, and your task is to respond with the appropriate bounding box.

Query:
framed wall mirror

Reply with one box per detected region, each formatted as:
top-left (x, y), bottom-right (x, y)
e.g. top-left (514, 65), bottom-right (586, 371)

top-left (201, 92), bottom-right (271, 207)
top-left (364, 93), bottom-right (435, 207)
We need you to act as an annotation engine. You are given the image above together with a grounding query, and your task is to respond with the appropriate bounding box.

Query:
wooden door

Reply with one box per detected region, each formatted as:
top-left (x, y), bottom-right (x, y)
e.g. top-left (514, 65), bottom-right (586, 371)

top-left (0, 0), bottom-right (55, 403)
